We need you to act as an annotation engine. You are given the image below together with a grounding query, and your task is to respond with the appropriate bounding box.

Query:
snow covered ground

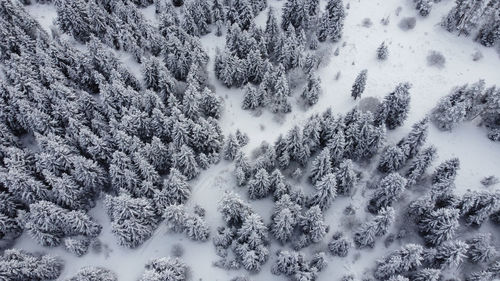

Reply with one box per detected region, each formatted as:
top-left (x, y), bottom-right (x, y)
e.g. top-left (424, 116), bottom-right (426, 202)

top-left (19, 0), bottom-right (500, 280)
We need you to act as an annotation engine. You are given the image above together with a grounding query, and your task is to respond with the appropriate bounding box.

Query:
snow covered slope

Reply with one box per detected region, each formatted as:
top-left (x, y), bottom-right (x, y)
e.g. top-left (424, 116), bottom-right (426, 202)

top-left (17, 0), bottom-right (500, 280)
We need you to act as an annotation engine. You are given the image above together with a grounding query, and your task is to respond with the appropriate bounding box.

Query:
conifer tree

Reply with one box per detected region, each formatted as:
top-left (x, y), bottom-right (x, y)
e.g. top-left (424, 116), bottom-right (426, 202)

top-left (301, 74), bottom-right (321, 106)
top-left (354, 207), bottom-right (394, 248)
top-left (374, 244), bottom-right (424, 279)
top-left (442, 0), bottom-right (490, 36)
top-left (369, 173), bottom-right (407, 213)
top-left (104, 194), bottom-right (158, 248)
top-left (242, 84), bottom-right (263, 110)
top-left (418, 208), bottom-right (460, 246)
top-left (286, 126), bottom-right (310, 166)
top-left (375, 83), bottom-right (412, 130)
top-left (297, 205), bottom-right (328, 247)
top-left (398, 118), bottom-right (429, 159)
top-left (218, 191), bottom-right (253, 227)
top-left (415, 0), bottom-right (432, 17)
top-left (0, 249), bottom-right (63, 281)
top-left (377, 42), bottom-right (389, 60)
top-left (377, 144), bottom-right (406, 173)
top-left (328, 232), bottom-right (351, 257)
top-left (459, 190), bottom-right (500, 226)
top-left (140, 257), bottom-right (189, 281)
top-left (476, 11), bottom-right (500, 47)
top-left (317, 0), bottom-right (345, 42)
top-left (67, 266), bottom-right (117, 281)
top-left (248, 168), bottom-right (271, 199)
top-left (466, 233), bottom-right (497, 264)
top-left (309, 173), bottom-right (337, 211)
top-left (412, 268), bottom-right (441, 281)
top-left (406, 146), bottom-right (436, 186)
top-left (173, 145), bottom-right (200, 180)
top-left (265, 8), bottom-right (283, 61)
top-left (271, 207), bottom-right (296, 243)
top-left (64, 237), bottom-right (91, 257)
top-left (351, 69), bottom-right (368, 100)
top-left (326, 130), bottom-right (346, 166)
top-left (434, 240), bottom-right (469, 268)
top-left (154, 168), bottom-right (191, 211)
top-left (431, 158), bottom-right (460, 192)
top-left (309, 148), bottom-right (332, 184)
top-left (269, 69), bottom-right (292, 114)
top-left (223, 134), bottom-right (240, 161)
top-left (335, 159), bottom-right (357, 196)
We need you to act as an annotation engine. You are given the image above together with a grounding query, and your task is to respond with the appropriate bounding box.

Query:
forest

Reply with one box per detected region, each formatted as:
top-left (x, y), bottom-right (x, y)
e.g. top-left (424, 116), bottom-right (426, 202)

top-left (0, 0), bottom-right (500, 280)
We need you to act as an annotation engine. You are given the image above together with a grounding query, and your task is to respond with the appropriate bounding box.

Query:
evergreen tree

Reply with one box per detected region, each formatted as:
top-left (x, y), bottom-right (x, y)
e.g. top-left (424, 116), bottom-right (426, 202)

top-left (412, 268), bottom-right (441, 281)
top-left (466, 233), bottom-right (497, 263)
top-left (67, 266), bottom-right (117, 281)
top-left (398, 118), bottom-right (429, 159)
top-left (154, 168), bottom-right (191, 212)
top-left (418, 208), bottom-right (460, 246)
top-left (281, 0), bottom-right (307, 31)
top-left (369, 173), bottom-right (407, 213)
top-left (374, 244), bottom-right (424, 279)
top-left (140, 257), bottom-right (189, 281)
top-left (23, 201), bottom-right (101, 247)
top-left (223, 134), bottom-right (240, 161)
top-left (375, 83), bottom-right (412, 130)
top-left (301, 74), bottom-right (321, 106)
top-left (297, 205), bottom-right (328, 248)
top-left (415, 0), bottom-right (432, 17)
top-left (173, 145), bottom-right (200, 180)
top-left (271, 206), bottom-right (297, 243)
top-left (242, 84), bottom-right (263, 110)
top-left (328, 233), bottom-right (351, 257)
top-left (317, 0), bottom-right (345, 42)
top-left (354, 207), bottom-right (394, 248)
top-left (431, 158), bottom-right (460, 194)
top-left (351, 69), bottom-right (368, 100)
top-left (476, 11), bottom-right (500, 47)
top-left (326, 130), bottom-right (346, 166)
top-left (104, 193), bottom-right (159, 248)
top-left (64, 237), bottom-right (91, 257)
top-left (309, 148), bottom-right (332, 184)
top-left (269, 69), bottom-right (292, 114)
top-left (442, 0), bottom-right (491, 36)
top-left (265, 8), bottom-right (283, 61)
top-left (459, 190), bottom-right (500, 226)
top-left (185, 213), bottom-right (210, 241)
top-left (236, 213), bottom-right (269, 271)
top-left (286, 126), bottom-right (310, 166)
top-left (405, 146), bottom-right (437, 187)
top-left (377, 42), bottom-right (389, 60)
top-left (0, 249), bottom-right (63, 281)
top-left (377, 144), bottom-right (406, 173)
top-left (335, 159), bottom-right (357, 196)
top-left (218, 191), bottom-right (253, 227)
top-left (248, 168), bottom-right (271, 199)
top-left (309, 173), bottom-right (337, 211)
top-left (434, 240), bottom-right (469, 268)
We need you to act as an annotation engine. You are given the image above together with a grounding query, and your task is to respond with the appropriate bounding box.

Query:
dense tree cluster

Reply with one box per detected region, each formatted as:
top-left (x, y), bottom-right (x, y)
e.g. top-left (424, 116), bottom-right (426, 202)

top-left (0, 249), bottom-right (63, 281)
top-left (442, 0), bottom-right (500, 48)
top-left (139, 257), bottom-right (189, 281)
top-left (271, 250), bottom-right (327, 281)
top-left (0, 0), bottom-right (226, 260)
top-left (432, 79), bottom-right (500, 141)
top-left (216, 0), bottom-right (346, 114)
top-left (67, 266), bottom-right (117, 281)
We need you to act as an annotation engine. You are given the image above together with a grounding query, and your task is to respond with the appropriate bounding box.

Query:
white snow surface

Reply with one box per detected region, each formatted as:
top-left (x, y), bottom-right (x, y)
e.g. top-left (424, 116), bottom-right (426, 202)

top-left (18, 0), bottom-right (500, 280)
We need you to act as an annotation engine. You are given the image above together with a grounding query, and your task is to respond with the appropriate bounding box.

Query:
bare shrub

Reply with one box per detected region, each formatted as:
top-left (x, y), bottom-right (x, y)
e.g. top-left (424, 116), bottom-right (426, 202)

top-left (427, 50), bottom-right (446, 68)
top-left (398, 17), bottom-right (416, 31)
